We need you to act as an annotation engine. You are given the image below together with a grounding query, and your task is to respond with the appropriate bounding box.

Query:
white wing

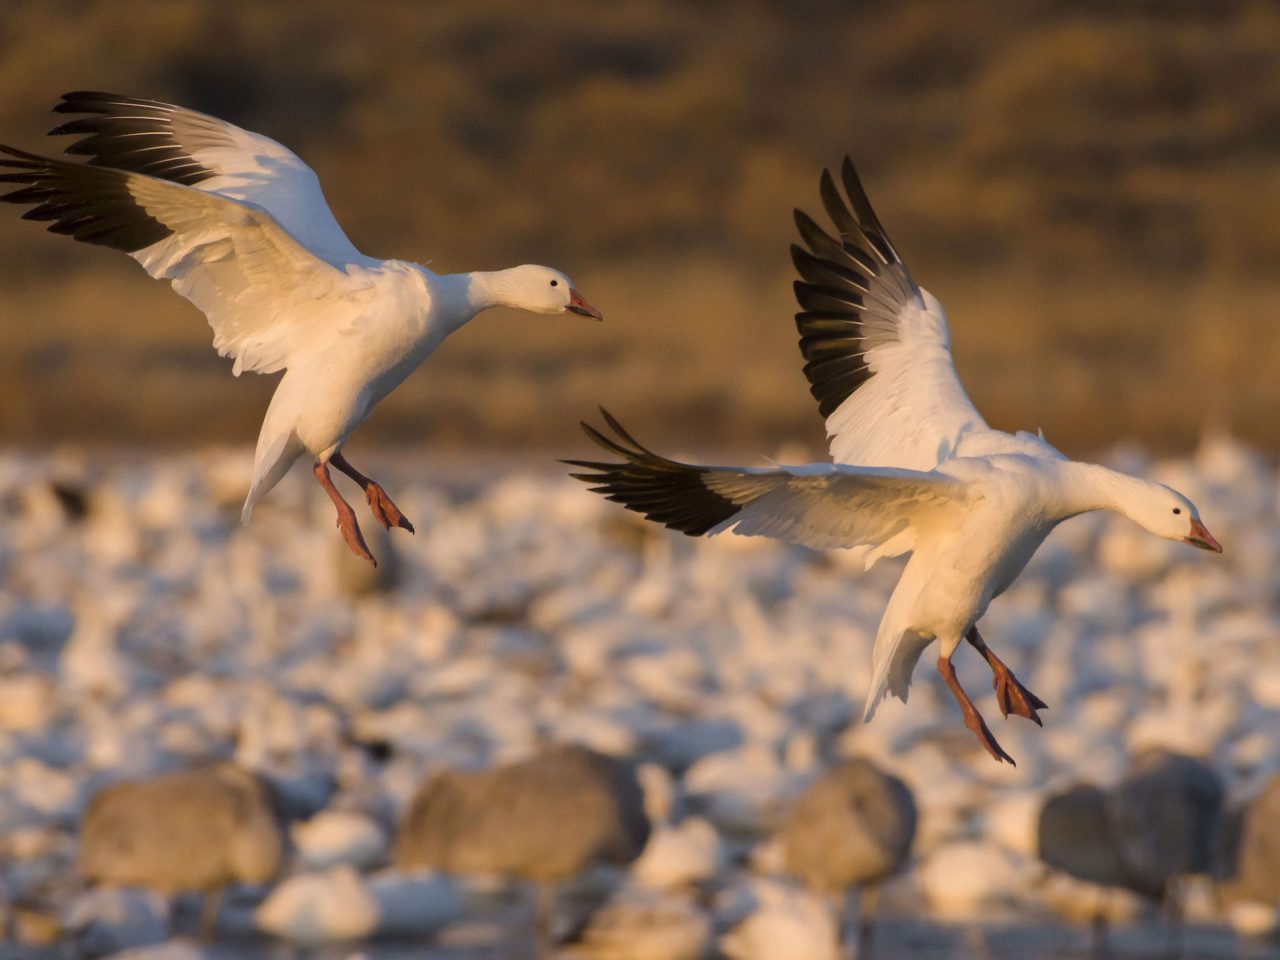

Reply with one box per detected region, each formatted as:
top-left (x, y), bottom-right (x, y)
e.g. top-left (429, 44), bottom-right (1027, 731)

top-left (567, 411), bottom-right (974, 561)
top-left (792, 158), bottom-right (993, 471)
top-left (0, 146), bottom-right (378, 375)
top-left (703, 463), bottom-right (972, 559)
top-left (49, 91), bottom-right (366, 266)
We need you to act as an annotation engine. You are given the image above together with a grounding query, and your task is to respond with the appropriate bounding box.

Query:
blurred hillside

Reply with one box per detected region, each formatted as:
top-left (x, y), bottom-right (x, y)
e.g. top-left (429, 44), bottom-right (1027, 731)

top-left (0, 0), bottom-right (1278, 456)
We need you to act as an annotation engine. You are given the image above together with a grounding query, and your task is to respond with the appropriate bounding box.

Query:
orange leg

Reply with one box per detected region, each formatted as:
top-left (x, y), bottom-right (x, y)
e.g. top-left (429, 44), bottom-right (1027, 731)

top-left (314, 460), bottom-right (375, 565)
top-left (331, 451), bottom-right (415, 533)
top-left (937, 654), bottom-right (1016, 765)
top-left (966, 627), bottom-right (1048, 725)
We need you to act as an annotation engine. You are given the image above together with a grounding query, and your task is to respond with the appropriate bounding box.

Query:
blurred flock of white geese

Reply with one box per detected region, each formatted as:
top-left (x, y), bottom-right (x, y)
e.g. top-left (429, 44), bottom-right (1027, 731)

top-left (2, 434), bottom-right (1280, 960)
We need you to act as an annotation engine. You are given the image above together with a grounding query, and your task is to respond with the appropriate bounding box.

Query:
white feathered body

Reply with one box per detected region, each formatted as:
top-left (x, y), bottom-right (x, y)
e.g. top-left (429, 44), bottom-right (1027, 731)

top-left (243, 262), bottom-right (461, 519)
top-left (868, 450), bottom-right (1069, 710)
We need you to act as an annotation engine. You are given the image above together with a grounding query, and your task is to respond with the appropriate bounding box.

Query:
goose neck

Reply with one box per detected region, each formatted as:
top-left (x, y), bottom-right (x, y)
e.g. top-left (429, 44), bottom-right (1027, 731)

top-left (1055, 461), bottom-right (1155, 520)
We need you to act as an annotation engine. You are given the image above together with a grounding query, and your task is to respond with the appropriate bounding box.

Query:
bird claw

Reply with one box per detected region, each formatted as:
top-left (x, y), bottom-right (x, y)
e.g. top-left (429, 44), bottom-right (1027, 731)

top-left (940, 654), bottom-right (1017, 766)
top-left (336, 508), bottom-right (376, 567)
top-left (968, 628), bottom-right (1047, 726)
top-left (315, 460), bottom-right (377, 566)
top-left (964, 709), bottom-right (1017, 766)
top-left (365, 483), bottom-right (414, 533)
top-left (992, 666), bottom-right (1047, 726)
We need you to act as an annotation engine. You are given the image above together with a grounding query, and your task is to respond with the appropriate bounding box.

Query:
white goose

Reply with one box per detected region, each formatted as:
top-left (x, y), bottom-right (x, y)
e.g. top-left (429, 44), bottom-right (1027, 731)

top-left (0, 92), bottom-right (602, 563)
top-left (569, 158), bottom-right (1222, 765)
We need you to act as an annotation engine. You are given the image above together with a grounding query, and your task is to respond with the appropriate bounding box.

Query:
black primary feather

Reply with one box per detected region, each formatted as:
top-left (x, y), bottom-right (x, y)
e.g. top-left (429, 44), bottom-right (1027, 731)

top-left (49, 91), bottom-right (216, 187)
top-left (0, 145), bottom-right (172, 252)
top-left (792, 157), bottom-right (916, 419)
top-left (563, 409), bottom-right (742, 537)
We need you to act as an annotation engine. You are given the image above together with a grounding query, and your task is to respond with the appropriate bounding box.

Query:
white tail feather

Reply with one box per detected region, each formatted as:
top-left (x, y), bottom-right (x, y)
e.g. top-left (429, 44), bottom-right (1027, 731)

top-left (241, 430), bottom-right (302, 525)
top-left (862, 627), bottom-right (934, 721)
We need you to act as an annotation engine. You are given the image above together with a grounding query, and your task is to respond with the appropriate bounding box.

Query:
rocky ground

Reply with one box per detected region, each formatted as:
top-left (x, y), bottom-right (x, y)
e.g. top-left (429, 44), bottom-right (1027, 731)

top-left (0, 438), bottom-right (1278, 959)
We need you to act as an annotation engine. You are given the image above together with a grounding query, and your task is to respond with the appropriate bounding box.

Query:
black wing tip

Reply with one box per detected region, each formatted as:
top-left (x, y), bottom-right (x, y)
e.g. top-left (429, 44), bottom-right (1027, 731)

top-left (789, 154), bottom-right (919, 423)
top-left (788, 242), bottom-right (806, 270)
top-left (813, 155), bottom-right (896, 255)
top-left (0, 143), bottom-right (48, 164)
top-left (43, 95), bottom-right (214, 186)
top-left (47, 119), bottom-right (94, 138)
top-left (54, 91), bottom-right (163, 112)
top-left (832, 154), bottom-right (863, 200)
top-left (793, 207), bottom-right (825, 237)
top-left (0, 147), bottom-right (173, 252)
top-left (52, 92), bottom-right (119, 116)
top-left (566, 412), bottom-right (742, 537)
top-left (60, 90), bottom-right (125, 101)
top-left (573, 411), bottom-right (682, 472)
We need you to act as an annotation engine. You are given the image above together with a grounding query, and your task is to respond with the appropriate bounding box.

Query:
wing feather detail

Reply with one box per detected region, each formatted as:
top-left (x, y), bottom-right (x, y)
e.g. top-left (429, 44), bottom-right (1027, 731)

top-left (50, 91), bottom-right (365, 266)
top-left (0, 146), bottom-right (374, 375)
top-left (567, 412), bottom-right (972, 559)
top-left (792, 158), bottom-right (990, 471)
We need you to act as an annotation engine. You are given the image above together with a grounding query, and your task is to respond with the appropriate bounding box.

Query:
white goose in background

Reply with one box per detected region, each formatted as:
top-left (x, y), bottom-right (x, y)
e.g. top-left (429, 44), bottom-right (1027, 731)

top-left (569, 157), bottom-right (1222, 765)
top-left (0, 92), bottom-right (602, 564)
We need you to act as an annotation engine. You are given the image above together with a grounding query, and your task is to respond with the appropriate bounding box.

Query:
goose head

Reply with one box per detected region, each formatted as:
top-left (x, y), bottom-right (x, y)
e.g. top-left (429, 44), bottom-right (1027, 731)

top-left (490, 264), bottom-right (603, 320)
top-left (1127, 483), bottom-right (1222, 553)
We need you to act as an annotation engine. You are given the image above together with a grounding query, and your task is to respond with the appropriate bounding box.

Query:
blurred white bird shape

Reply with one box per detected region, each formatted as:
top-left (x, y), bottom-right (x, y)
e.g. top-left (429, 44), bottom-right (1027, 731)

top-left (569, 158), bottom-right (1222, 765)
top-left (254, 865), bottom-right (379, 945)
top-left (0, 92), bottom-right (603, 564)
top-left (720, 878), bottom-right (842, 960)
top-left (632, 815), bottom-right (725, 891)
top-left (567, 888), bottom-right (713, 960)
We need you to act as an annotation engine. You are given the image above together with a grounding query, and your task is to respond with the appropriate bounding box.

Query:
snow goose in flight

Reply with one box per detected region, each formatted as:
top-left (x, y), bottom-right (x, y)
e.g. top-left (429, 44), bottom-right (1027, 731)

top-left (0, 92), bottom-right (602, 564)
top-left (568, 158), bottom-right (1222, 765)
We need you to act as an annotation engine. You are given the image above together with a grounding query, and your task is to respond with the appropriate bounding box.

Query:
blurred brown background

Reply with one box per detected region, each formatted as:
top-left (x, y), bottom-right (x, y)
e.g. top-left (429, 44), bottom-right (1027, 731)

top-left (0, 0), bottom-right (1277, 457)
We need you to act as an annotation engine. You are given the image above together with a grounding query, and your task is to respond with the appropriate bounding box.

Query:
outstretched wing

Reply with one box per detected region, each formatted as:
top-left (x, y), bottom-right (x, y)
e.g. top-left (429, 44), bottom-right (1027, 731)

top-left (0, 146), bottom-right (376, 375)
top-left (48, 91), bottom-right (366, 266)
top-left (793, 157), bottom-right (989, 471)
top-left (566, 410), bottom-right (972, 559)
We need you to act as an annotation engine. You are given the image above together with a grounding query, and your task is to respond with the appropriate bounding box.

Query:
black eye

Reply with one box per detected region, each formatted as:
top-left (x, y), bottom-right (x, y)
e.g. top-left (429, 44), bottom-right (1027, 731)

top-left (1173, 507), bottom-right (1182, 515)
top-left (549, 280), bottom-right (558, 287)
